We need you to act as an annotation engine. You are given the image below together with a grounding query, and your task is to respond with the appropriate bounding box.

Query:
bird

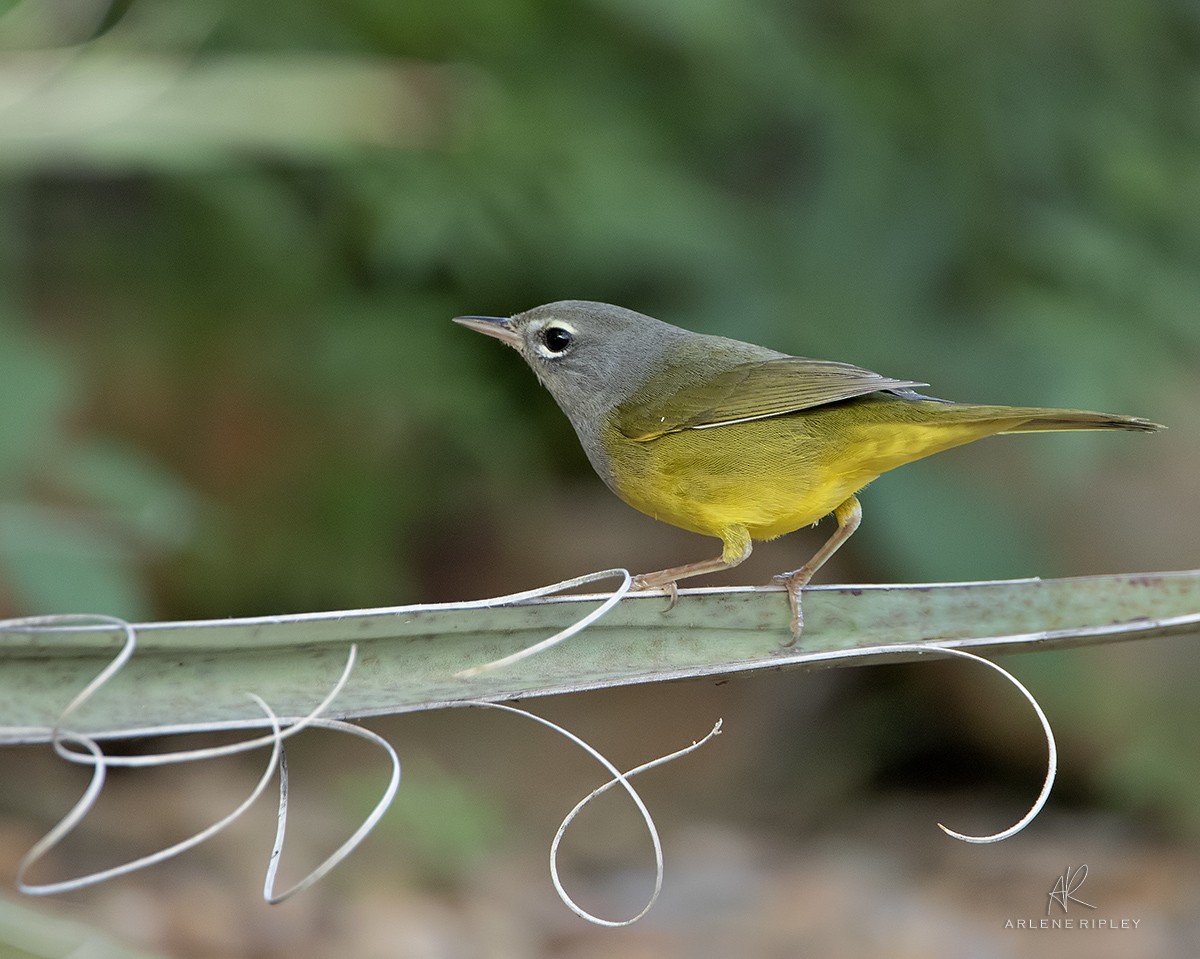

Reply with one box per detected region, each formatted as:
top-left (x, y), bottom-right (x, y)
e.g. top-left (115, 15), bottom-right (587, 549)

top-left (455, 300), bottom-right (1162, 641)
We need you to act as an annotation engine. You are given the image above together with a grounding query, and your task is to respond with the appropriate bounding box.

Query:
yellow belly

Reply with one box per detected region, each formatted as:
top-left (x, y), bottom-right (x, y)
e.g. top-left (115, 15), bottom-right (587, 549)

top-left (603, 398), bottom-right (1022, 542)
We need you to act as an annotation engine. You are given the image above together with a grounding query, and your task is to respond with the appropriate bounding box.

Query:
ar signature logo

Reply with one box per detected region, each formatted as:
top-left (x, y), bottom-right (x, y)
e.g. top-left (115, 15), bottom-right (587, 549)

top-left (1048, 865), bottom-right (1097, 915)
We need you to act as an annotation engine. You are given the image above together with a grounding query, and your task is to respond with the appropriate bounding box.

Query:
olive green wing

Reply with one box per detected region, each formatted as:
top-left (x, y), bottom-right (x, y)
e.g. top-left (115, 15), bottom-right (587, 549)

top-left (614, 356), bottom-right (926, 441)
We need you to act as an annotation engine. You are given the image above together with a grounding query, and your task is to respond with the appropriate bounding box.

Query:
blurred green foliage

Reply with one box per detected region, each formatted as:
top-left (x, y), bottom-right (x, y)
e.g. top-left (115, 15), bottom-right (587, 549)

top-left (341, 755), bottom-right (508, 886)
top-left (4, 0), bottom-right (1195, 618)
top-left (0, 267), bottom-right (193, 617)
top-left (0, 0), bottom-right (1196, 831)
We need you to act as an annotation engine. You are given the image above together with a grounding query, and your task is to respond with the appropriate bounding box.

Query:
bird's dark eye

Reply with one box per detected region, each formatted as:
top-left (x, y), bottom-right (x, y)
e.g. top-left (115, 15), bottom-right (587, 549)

top-left (542, 325), bottom-right (573, 354)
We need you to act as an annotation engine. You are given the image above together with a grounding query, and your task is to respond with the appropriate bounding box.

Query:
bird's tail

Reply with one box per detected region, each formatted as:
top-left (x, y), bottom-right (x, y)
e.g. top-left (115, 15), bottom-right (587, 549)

top-left (994, 407), bottom-right (1164, 434)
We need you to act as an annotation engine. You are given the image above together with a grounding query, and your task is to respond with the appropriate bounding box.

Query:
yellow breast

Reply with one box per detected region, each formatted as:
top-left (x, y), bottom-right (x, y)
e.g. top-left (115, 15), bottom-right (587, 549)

top-left (601, 398), bottom-right (1017, 542)
top-left (603, 417), bottom-right (856, 540)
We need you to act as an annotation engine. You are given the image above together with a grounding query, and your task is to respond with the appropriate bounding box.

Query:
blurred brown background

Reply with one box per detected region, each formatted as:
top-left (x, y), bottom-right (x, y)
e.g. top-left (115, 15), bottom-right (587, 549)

top-left (0, 0), bottom-right (1197, 955)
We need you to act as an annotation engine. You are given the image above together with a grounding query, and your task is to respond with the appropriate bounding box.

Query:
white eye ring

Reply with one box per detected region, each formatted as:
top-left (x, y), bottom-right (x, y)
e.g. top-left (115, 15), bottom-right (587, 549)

top-left (534, 321), bottom-right (577, 359)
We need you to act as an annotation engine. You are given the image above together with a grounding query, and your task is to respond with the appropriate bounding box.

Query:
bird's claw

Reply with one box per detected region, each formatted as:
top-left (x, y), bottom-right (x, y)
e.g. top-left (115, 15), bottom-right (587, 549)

top-left (782, 585), bottom-right (802, 647)
top-left (631, 575), bottom-right (679, 614)
top-left (766, 570), bottom-right (809, 647)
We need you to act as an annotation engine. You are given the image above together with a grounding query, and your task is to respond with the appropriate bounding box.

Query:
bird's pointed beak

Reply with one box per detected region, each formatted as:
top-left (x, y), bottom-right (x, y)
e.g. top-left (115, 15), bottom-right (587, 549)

top-left (453, 315), bottom-right (521, 348)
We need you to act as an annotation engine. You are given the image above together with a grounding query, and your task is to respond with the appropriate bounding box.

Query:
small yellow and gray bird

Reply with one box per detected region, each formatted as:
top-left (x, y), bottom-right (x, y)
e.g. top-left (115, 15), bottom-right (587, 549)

top-left (455, 301), bottom-right (1162, 641)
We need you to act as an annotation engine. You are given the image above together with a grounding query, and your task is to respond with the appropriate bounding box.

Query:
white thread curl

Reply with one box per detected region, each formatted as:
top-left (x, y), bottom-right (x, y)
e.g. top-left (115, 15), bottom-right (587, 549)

top-left (8, 613), bottom-right (393, 899)
top-left (454, 568), bottom-right (631, 677)
top-left (470, 701), bottom-right (722, 926)
top-left (874, 643), bottom-right (1057, 843)
top-left (263, 716), bottom-right (401, 903)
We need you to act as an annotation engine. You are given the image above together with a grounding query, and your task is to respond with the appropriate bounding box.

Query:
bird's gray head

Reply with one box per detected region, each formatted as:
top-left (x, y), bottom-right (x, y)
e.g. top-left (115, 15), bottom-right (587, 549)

top-left (453, 300), bottom-right (687, 426)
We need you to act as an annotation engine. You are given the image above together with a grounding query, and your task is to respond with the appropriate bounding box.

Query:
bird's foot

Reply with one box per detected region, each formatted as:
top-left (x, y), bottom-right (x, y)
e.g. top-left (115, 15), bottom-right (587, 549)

top-left (631, 573), bottom-right (679, 613)
top-left (768, 568), bottom-right (813, 647)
